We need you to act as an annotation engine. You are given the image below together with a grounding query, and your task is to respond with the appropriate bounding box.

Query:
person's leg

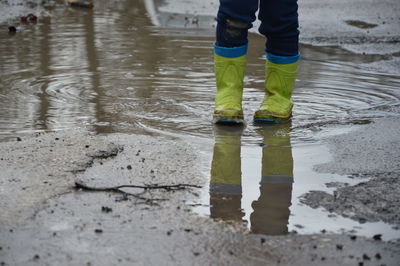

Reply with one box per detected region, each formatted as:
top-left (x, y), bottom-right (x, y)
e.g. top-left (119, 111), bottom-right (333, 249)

top-left (213, 0), bottom-right (258, 124)
top-left (254, 0), bottom-right (300, 123)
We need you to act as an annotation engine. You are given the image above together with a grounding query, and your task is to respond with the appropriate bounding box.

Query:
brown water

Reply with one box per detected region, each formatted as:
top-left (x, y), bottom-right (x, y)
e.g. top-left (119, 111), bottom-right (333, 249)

top-left (1, 0), bottom-right (400, 239)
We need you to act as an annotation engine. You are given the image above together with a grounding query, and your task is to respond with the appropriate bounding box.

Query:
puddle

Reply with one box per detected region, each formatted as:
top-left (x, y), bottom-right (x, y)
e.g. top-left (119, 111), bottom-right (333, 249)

top-left (191, 124), bottom-right (400, 240)
top-left (0, 0), bottom-right (400, 239)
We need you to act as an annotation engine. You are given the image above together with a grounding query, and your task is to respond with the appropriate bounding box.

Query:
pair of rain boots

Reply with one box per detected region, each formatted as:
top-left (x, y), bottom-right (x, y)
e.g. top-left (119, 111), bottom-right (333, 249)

top-left (213, 53), bottom-right (298, 124)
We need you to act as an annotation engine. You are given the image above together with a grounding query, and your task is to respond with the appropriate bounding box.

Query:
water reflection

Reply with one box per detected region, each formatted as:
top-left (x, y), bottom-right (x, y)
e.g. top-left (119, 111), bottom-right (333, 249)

top-left (210, 125), bottom-right (245, 222)
top-left (210, 124), bottom-right (293, 235)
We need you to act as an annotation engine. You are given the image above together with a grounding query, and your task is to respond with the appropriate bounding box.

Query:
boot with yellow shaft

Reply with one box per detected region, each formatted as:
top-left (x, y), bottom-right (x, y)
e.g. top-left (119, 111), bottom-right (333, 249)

top-left (213, 45), bottom-right (247, 124)
top-left (254, 53), bottom-right (299, 123)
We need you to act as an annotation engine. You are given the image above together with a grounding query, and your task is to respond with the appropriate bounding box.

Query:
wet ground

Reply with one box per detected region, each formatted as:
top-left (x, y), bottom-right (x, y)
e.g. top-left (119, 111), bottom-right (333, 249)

top-left (1, 0), bottom-right (400, 265)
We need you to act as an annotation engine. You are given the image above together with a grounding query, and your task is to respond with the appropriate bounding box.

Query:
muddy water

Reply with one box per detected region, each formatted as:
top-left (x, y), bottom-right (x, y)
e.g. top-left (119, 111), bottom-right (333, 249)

top-left (1, 0), bottom-right (400, 239)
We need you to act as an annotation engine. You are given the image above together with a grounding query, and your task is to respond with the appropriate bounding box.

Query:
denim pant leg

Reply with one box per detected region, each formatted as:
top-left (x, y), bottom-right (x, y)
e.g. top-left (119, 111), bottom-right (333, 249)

top-left (216, 0), bottom-right (259, 48)
top-left (258, 0), bottom-right (299, 56)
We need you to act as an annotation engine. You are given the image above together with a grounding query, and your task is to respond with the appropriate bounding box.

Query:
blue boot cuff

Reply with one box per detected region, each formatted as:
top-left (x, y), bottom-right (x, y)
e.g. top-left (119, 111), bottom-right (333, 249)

top-left (267, 53), bottom-right (300, 64)
top-left (214, 44), bottom-right (248, 58)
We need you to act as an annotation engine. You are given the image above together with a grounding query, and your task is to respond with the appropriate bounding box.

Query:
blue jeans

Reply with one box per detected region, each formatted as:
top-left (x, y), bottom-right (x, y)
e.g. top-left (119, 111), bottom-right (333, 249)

top-left (216, 0), bottom-right (299, 57)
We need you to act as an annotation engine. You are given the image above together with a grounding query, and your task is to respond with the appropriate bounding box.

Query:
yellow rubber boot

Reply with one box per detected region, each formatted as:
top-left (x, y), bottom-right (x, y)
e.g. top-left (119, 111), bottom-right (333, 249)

top-left (213, 54), bottom-right (246, 124)
top-left (254, 60), bottom-right (298, 123)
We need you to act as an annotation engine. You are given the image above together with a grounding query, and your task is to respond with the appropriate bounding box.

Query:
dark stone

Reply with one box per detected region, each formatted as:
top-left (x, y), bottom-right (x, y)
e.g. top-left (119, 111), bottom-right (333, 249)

top-left (101, 206), bottom-right (112, 213)
top-left (373, 234), bottom-right (382, 241)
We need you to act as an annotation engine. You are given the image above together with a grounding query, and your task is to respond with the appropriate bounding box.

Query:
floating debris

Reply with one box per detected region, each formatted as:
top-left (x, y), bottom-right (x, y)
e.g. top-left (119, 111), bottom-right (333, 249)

top-left (21, 13), bottom-right (37, 23)
top-left (8, 26), bottom-right (17, 32)
top-left (67, 0), bottom-right (94, 8)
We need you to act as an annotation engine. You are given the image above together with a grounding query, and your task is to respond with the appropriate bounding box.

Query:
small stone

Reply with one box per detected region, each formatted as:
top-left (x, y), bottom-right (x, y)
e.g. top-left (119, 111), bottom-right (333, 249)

top-left (127, 165), bottom-right (132, 170)
top-left (101, 206), bottom-right (112, 213)
top-left (336, 244), bottom-right (343, 250)
top-left (375, 253), bottom-right (381, 260)
top-left (16, 137), bottom-right (22, 141)
top-left (167, 230), bottom-right (173, 236)
top-left (373, 234), bottom-right (382, 241)
top-left (362, 254), bottom-right (370, 260)
top-left (33, 254), bottom-right (40, 260)
top-left (85, 145), bottom-right (90, 148)
top-left (260, 238), bottom-right (266, 244)
top-left (94, 229), bottom-right (103, 233)
top-left (350, 235), bottom-right (357, 240)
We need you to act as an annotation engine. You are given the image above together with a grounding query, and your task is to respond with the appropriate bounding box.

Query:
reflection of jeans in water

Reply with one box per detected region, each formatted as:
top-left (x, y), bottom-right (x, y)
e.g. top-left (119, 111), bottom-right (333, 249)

top-left (216, 0), bottom-right (299, 56)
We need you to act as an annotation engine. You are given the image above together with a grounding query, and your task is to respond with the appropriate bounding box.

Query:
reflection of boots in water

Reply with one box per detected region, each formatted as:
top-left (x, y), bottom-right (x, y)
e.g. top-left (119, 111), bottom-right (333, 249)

top-left (210, 125), bottom-right (245, 221)
top-left (250, 124), bottom-right (294, 235)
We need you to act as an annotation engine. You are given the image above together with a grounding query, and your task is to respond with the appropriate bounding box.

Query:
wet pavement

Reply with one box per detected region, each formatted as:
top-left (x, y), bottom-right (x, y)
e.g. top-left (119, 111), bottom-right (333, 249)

top-left (1, 0), bottom-right (400, 264)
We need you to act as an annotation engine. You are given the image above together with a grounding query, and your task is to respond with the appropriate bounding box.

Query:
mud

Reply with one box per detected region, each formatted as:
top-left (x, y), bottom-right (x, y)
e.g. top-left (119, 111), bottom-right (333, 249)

top-left (0, 130), bottom-right (123, 226)
top-left (1, 0), bottom-right (400, 264)
top-left (301, 173), bottom-right (400, 226)
top-left (301, 119), bottom-right (400, 227)
top-left (1, 131), bottom-right (400, 265)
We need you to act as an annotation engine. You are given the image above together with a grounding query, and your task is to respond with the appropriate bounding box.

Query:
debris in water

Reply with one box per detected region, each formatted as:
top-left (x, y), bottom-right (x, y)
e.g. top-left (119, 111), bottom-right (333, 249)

top-left (67, 0), bottom-right (94, 8)
top-left (8, 26), bottom-right (17, 32)
top-left (21, 14), bottom-right (37, 23)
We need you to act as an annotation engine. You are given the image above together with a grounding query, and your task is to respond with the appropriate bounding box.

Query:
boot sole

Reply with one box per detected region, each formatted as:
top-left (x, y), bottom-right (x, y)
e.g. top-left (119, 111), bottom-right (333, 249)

top-left (213, 117), bottom-right (244, 125)
top-left (253, 116), bottom-right (291, 124)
